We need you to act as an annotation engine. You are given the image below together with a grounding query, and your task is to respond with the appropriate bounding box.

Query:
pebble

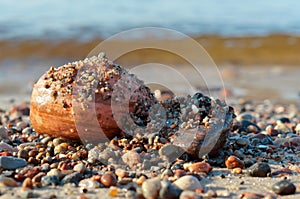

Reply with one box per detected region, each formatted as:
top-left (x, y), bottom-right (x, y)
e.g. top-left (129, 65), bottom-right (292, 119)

top-left (79, 178), bottom-right (101, 188)
top-left (61, 172), bottom-right (82, 186)
top-left (0, 142), bottom-right (17, 153)
top-left (225, 155), bottom-right (245, 169)
top-left (22, 177), bottom-right (33, 190)
top-left (248, 162), bottom-right (271, 177)
top-left (159, 144), bottom-right (185, 162)
top-left (41, 175), bottom-right (59, 186)
top-left (271, 168), bottom-right (293, 176)
top-left (179, 190), bottom-right (202, 199)
top-left (232, 168), bottom-right (243, 175)
top-left (32, 172), bottom-right (46, 184)
top-left (125, 190), bottom-right (137, 199)
top-left (47, 169), bottom-right (63, 179)
top-left (0, 156), bottom-right (27, 169)
top-left (272, 180), bottom-right (296, 195)
top-left (18, 149), bottom-right (29, 160)
top-left (0, 176), bottom-right (18, 187)
top-left (240, 191), bottom-right (265, 199)
top-left (73, 162), bottom-right (86, 173)
top-left (115, 168), bottom-right (128, 178)
top-left (159, 180), bottom-right (182, 199)
top-left (122, 151), bottom-right (141, 169)
top-left (173, 175), bottom-right (202, 191)
top-left (100, 173), bottom-right (117, 187)
top-left (0, 126), bottom-right (10, 141)
top-left (236, 138), bottom-right (250, 146)
top-left (186, 161), bottom-right (212, 174)
top-left (142, 177), bottom-right (161, 199)
top-left (109, 186), bottom-right (118, 197)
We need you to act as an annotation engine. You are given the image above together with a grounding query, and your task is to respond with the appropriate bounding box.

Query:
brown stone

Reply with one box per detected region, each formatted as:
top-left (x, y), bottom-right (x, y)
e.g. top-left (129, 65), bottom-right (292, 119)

top-left (225, 155), bottom-right (245, 169)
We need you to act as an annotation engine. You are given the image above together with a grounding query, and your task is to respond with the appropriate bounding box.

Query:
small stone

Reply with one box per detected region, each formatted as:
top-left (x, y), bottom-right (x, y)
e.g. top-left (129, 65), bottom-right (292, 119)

top-left (79, 178), bottom-right (101, 188)
top-left (241, 191), bottom-right (265, 199)
top-left (47, 169), bottom-right (62, 179)
top-left (271, 168), bottom-right (293, 176)
top-left (61, 172), bottom-right (82, 186)
top-left (225, 155), bottom-right (245, 169)
top-left (22, 177), bottom-right (33, 190)
top-left (32, 172), bottom-right (45, 184)
top-left (142, 177), bottom-right (161, 199)
top-left (180, 190), bottom-right (202, 199)
top-left (275, 122), bottom-right (291, 134)
top-left (205, 189), bottom-right (217, 198)
top-left (159, 180), bottom-right (182, 199)
top-left (0, 126), bottom-right (10, 141)
top-left (0, 142), bottom-right (17, 153)
top-left (125, 190), bottom-right (137, 199)
top-left (236, 138), bottom-right (250, 146)
top-left (174, 169), bottom-right (186, 179)
top-left (136, 175), bottom-right (147, 186)
top-left (0, 156), bottom-right (27, 169)
top-left (295, 123), bottom-right (300, 135)
top-left (248, 162), bottom-right (271, 177)
top-left (232, 168), bottom-right (243, 174)
top-left (109, 186), bottom-right (118, 197)
top-left (115, 168), bottom-right (128, 178)
top-left (18, 149), bottom-right (29, 160)
top-left (101, 173), bottom-right (117, 187)
top-left (41, 175), bottom-right (59, 186)
top-left (173, 175), bottom-right (202, 191)
top-left (159, 144), bottom-right (185, 162)
top-left (73, 162), bottom-right (86, 174)
top-left (272, 180), bottom-right (296, 195)
top-left (0, 176), bottom-right (18, 187)
top-left (122, 151), bottom-right (141, 169)
top-left (186, 161), bottom-right (212, 174)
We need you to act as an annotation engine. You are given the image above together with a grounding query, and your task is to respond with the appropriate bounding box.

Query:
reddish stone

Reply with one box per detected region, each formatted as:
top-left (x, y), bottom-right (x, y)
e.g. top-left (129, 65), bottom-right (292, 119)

top-left (272, 168), bottom-right (293, 176)
top-left (187, 161), bottom-right (212, 174)
top-left (225, 155), bottom-right (245, 169)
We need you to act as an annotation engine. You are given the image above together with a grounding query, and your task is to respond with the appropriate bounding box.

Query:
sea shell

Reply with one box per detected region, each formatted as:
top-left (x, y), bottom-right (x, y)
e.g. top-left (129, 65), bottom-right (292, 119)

top-left (30, 53), bottom-right (155, 142)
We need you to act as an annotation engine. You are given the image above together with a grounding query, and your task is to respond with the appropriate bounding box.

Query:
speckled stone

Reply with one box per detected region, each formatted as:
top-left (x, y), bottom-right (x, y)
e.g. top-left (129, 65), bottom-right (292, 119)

top-left (41, 175), bottom-right (59, 186)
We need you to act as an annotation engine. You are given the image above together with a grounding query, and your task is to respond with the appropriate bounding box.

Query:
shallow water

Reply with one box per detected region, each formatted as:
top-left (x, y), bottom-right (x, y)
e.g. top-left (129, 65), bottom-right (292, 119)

top-left (1, 0), bottom-right (300, 40)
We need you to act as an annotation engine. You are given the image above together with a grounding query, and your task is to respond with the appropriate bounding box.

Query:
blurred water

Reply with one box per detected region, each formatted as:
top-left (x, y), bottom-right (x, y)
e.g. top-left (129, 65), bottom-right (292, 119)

top-left (1, 0), bottom-right (300, 40)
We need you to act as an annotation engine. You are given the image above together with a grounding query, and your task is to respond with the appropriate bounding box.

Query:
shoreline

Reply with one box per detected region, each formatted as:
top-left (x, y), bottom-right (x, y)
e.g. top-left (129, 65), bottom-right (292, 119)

top-left (1, 34), bottom-right (300, 66)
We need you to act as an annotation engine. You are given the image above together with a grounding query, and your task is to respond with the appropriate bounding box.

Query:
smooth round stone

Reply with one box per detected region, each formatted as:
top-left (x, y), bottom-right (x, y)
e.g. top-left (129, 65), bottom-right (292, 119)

top-left (240, 120), bottom-right (260, 133)
top-left (79, 178), bottom-right (101, 188)
top-left (142, 177), bottom-right (161, 199)
top-left (159, 180), bottom-right (182, 199)
top-left (100, 173), bottom-right (117, 187)
top-left (41, 175), bottom-right (59, 186)
top-left (236, 138), bottom-right (250, 146)
top-left (180, 190), bottom-right (202, 199)
top-left (272, 180), bottom-right (296, 195)
top-left (173, 175), bottom-right (202, 191)
top-left (279, 117), bottom-right (290, 123)
top-left (248, 162), bottom-right (271, 177)
top-left (0, 156), bottom-right (27, 169)
top-left (73, 162), bottom-right (86, 174)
